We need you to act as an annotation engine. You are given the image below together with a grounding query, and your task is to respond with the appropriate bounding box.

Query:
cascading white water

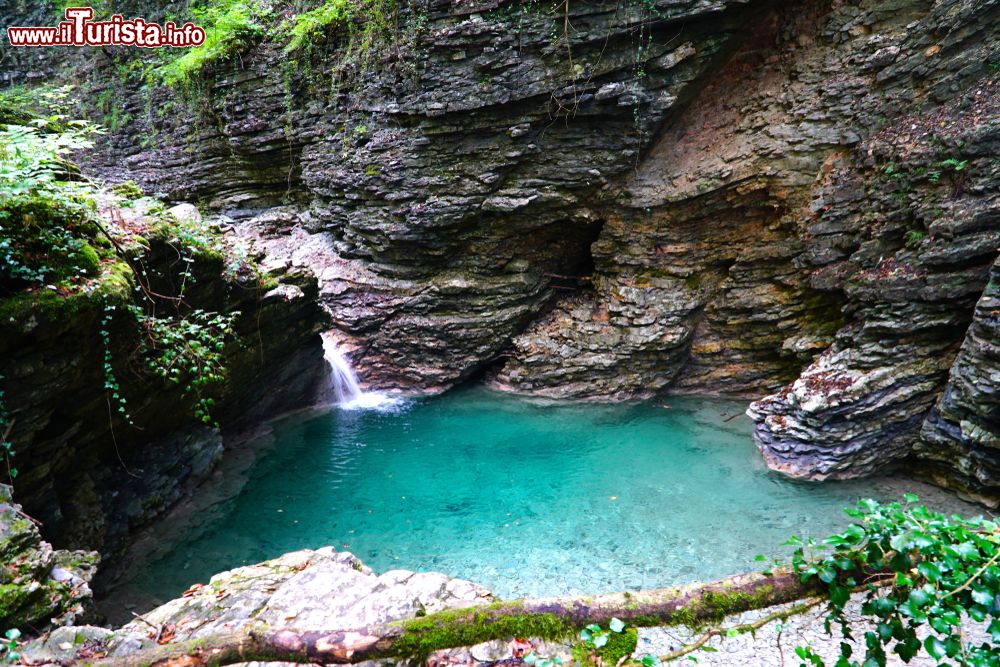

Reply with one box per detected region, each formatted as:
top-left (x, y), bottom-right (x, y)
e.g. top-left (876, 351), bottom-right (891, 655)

top-left (321, 333), bottom-right (398, 410)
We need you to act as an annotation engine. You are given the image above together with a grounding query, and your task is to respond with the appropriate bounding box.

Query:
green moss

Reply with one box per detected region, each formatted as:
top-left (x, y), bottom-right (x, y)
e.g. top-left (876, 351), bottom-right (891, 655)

top-left (392, 603), bottom-right (576, 659)
top-left (146, 216), bottom-right (226, 263)
top-left (699, 585), bottom-right (775, 625)
top-left (572, 628), bottom-right (638, 666)
top-left (109, 180), bottom-right (144, 199)
top-left (602, 627), bottom-right (638, 663)
top-left (0, 261), bottom-right (133, 326)
top-left (77, 243), bottom-right (102, 275)
top-left (0, 196), bottom-right (110, 290)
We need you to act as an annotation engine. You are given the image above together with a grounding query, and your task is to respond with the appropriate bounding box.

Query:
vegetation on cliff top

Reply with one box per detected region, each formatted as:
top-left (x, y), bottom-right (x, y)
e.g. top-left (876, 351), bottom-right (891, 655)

top-left (0, 89), bottom-right (263, 434)
top-left (155, 1), bottom-right (270, 87)
top-left (145, 0), bottom-right (398, 88)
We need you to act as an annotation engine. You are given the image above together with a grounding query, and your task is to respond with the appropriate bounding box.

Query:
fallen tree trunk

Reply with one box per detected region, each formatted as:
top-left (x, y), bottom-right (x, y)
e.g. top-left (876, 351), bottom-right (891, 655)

top-left (87, 567), bottom-right (828, 667)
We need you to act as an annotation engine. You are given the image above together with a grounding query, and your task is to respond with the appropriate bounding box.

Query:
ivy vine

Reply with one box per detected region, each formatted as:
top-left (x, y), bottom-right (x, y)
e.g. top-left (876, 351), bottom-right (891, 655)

top-left (132, 306), bottom-right (240, 426)
top-left (788, 495), bottom-right (1000, 667)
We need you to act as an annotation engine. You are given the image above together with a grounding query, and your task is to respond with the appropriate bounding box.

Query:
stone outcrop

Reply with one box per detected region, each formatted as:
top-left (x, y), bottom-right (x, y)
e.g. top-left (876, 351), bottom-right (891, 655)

top-left (0, 200), bottom-right (328, 584)
top-left (917, 253), bottom-right (1000, 504)
top-left (750, 76), bottom-right (1000, 482)
top-left (64, 0), bottom-right (770, 393)
top-left (498, 0), bottom-right (999, 405)
top-left (22, 548), bottom-right (506, 664)
top-left (0, 484), bottom-right (98, 630)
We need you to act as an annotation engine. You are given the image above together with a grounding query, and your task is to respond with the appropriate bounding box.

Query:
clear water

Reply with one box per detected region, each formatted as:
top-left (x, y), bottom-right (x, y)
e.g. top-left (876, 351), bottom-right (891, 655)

top-left (115, 387), bottom-right (978, 611)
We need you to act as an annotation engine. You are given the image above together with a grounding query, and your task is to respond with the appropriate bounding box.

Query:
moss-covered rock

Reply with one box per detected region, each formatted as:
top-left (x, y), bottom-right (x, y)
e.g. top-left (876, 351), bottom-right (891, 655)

top-left (0, 485), bottom-right (98, 630)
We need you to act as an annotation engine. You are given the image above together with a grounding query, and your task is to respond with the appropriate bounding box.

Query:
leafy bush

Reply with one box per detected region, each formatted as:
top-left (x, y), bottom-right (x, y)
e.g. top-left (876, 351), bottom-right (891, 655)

top-left (284, 0), bottom-right (395, 58)
top-left (0, 119), bottom-right (106, 292)
top-left (789, 495), bottom-right (1000, 667)
top-left (155, 1), bottom-right (269, 87)
top-left (134, 307), bottom-right (240, 425)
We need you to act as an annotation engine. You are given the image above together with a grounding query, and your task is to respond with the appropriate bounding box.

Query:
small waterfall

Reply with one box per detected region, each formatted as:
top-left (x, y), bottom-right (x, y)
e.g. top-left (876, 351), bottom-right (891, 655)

top-left (321, 333), bottom-right (397, 410)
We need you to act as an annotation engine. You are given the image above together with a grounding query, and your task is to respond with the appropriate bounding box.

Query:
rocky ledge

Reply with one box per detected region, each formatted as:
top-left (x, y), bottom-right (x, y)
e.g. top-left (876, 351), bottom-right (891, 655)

top-left (0, 485), bottom-right (97, 631)
top-left (22, 547), bottom-right (504, 664)
top-left (6, 0), bottom-right (1000, 500)
top-left (0, 196), bottom-right (329, 587)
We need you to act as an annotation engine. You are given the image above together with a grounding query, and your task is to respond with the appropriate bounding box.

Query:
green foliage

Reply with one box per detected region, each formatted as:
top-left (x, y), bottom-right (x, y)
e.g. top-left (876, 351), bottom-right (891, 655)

top-left (579, 618), bottom-right (624, 649)
top-left (109, 180), bottom-right (144, 199)
top-left (101, 305), bottom-right (135, 427)
top-left (904, 230), bottom-right (927, 248)
top-left (0, 85), bottom-right (81, 125)
top-left (570, 618), bottom-right (638, 666)
top-left (1, 628), bottom-right (21, 664)
top-left (155, 1), bottom-right (269, 87)
top-left (133, 307), bottom-right (240, 425)
top-left (283, 0), bottom-right (396, 69)
top-left (1, 98), bottom-right (251, 431)
top-left (790, 496), bottom-right (1000, 667)
top-left (285, 0), bottom-right (354, 52)
top-left (939, 158), bottom-right (968, 172)
top-left (0, 119), bottom-right (101, 202)
top-left (0, 118), bottom-right (106, 291)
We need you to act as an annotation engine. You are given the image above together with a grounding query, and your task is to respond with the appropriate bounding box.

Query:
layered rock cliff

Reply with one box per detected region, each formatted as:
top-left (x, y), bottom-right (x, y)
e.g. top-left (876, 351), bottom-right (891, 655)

top-left (0, 194), bottom-right (328, 582)
top-left (3, 0), bottom-right (1000, 504)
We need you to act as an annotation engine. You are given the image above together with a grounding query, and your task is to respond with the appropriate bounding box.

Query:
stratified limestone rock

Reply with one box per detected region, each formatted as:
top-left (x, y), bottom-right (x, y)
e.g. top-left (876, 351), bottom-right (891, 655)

top-left (0, 485), bottom-right (98, 630)
top-left (68, 0), bottom-right (762, 393)
top-left (917, 256), bottom-right (1000, 505)
top-left (747, 345), bottom-right (951, 480)
top-left (749, 73), bottom-right (1000, 480)
top-left (6, 0), bottom-right (1000, 493)
top-left (0, 201), bottom-right (328, 574)
top-left (497, 0), bottom-right (999, 400)
top-left (493, 183), bottom-right (839, 399)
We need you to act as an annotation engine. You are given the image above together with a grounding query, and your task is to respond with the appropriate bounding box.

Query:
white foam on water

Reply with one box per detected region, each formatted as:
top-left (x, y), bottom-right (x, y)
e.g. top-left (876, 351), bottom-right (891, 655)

top-left (321, 332), bottom-right (400, 411)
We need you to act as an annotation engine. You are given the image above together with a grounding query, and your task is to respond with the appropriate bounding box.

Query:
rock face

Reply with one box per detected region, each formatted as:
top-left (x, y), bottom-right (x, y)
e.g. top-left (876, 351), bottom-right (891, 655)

top-left (4, 0), bottom-right (1000, 497)
top-left (749, 76), bottom-right (1000, 482)
top-left (69, 0), bottom-right (774, 393)
top-left (0, 210), bottom-right (328, 582)
top-left (917, 254), bottom-right (1000, 504)
top-left (0, 485), bottom-right (98, 630)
